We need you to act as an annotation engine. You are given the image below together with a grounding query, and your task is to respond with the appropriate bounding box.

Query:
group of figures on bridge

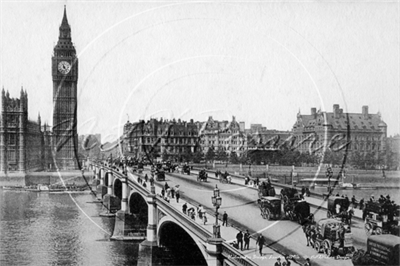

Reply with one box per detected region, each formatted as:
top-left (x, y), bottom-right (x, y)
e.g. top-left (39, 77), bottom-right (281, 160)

top-left (88, 161), bottom-right (264, 266)
top-left (91, 158), bottom-right (400, 266)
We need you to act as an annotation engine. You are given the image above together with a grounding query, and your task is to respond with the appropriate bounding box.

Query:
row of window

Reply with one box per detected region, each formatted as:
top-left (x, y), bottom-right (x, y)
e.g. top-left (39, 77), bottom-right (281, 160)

top-left (203, 140), bottom-right (244, 145)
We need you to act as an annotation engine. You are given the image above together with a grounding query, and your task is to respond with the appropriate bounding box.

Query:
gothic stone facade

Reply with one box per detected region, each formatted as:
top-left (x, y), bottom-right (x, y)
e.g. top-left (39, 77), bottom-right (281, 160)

top-left (0, 90), bottom-right (51, 173)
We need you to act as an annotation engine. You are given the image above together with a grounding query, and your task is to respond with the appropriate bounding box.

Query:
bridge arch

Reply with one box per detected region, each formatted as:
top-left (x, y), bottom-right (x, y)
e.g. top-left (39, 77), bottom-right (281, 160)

top-left (158, 217), bottom-right (208, 266)
top-left (128, 192), bottom-right (148, 226)
top-left (112, 177), bottom-right (122, 200)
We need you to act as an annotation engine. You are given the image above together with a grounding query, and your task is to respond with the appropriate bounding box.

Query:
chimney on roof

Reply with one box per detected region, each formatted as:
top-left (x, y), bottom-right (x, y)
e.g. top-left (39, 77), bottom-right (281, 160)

top-left (333, 104), bottom-right (340, 119)
top-left (239, 121), bottom-right (245, 131)
top-left (362, 106), bottom-right (369, 118)
top-left (311, 107), bottom-right (317, 118)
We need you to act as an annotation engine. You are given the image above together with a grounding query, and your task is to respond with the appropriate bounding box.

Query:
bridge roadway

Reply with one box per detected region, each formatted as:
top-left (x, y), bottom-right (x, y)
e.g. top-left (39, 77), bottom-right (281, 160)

top-left (128, 170), bottom-right (284, 266)
top-left (146, 168), bottom-right (364, 266)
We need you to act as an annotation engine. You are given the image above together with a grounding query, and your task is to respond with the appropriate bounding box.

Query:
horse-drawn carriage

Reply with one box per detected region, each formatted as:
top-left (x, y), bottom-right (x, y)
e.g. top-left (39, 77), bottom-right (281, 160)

top-left (364, 201), bottom-right (400, 236)
top-left (258, 181), bottom-right (275, 198)
top-left (306, 218), bottom-right (354, 257)
top-left (286, 200), bottom-right (312, 224)
top-left (280, 187), bottom-right (300, 202)
top-left (182, 165), bottom-right (191, 175)
top-left (219, 172), bottom-right (232, 184)
top-left (327, 196), bottom-right (352, 224)
top-left (155, 169), bottom-right (165, 181)
top-left (280, 187), bottom-right (311, 224)
top-left (257, 196), bottom-right (282, 220)
top-left (197, 169), bottom-right (208, 182)
top-left (352, 234), bottom-right (400, 266)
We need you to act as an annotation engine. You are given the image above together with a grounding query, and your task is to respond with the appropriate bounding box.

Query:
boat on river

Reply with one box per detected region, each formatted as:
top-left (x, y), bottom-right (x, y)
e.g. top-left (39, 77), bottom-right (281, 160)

top-left (2, 184), bottom-right (88, 192)
top-left (2, 186), bottom-right (26, 191)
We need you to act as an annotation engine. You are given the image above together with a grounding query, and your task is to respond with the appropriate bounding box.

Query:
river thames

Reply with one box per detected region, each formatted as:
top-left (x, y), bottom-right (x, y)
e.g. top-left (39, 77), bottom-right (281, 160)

top-left (0, 190), bottom-right (139, 266)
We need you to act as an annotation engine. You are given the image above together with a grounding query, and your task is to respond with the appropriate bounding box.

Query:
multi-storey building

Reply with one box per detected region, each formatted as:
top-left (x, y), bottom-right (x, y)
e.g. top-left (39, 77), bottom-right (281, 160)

top-left (197, 116), bottom-right (247, 156)
top-left (292, 104), bottom-right (387, 155)
top-left (123, 118), bottom-right (199, 160)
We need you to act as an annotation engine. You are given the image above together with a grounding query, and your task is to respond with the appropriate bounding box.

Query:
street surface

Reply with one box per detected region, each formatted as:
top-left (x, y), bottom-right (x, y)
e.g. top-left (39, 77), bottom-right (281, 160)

top-left (147, 169), bottom-right (366, 266)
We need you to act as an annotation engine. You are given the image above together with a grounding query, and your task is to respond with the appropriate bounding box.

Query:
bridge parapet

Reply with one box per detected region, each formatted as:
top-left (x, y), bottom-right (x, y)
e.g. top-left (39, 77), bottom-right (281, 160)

top-left (221, 242), bottom-right (258, 266)
top-left (90, 162), bottom-right (259, 266)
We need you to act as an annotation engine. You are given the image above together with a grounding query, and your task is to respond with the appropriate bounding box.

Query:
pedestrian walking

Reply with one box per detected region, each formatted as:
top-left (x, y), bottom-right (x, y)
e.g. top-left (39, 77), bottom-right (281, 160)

top-left (161, 189), bottom-right (165, 197)
top-left (171, 187), bottom-right (175, 198)
top-left (203, 213), bottom-right (207, 225)
top-left (303, 258), bottom-right (311, 266)
top-left (164, 182), bottom-right (169, 191)
top-left (144, 174), bottom-right (148, 183)
top-left (256, 234), bottom-right (265, 256)
top-left (305, 188), bottom-right (310, 197)
top-left (359, 198), bottom-right (364, 210)
top-left (149, 176), bottom-right (154, 186)
top-left (198, 205), bottom-right (204, 219)
top-left (348, 207), bottom-right (354, 225)
top-left (182, 203), bottom-right (187, 214)
top-left (222, 211), bottom-right (228, 226)
top-left (362, 206), bottom-right (367, 220)
top-left (275, 258), bottom-right (282, 266)
top-left (244, 230), bottom-right (250, 250)
top-left (176, 191), bottom-right (180, 203)
top-left (236, 231), bottom-right (243, 250)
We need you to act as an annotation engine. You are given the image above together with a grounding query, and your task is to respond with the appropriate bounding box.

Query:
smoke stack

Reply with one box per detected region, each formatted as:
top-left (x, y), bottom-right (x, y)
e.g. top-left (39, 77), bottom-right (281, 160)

top-left (333, 104), bottom-right (340, 118)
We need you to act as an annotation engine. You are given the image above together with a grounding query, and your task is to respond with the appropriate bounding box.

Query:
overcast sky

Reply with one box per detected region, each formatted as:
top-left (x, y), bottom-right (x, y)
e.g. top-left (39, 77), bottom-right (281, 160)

top-left (1, 1), bottom-right (399, 143)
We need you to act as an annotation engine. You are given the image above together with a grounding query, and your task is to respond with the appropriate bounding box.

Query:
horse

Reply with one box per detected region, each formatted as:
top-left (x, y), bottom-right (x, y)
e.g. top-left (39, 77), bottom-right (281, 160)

top-left (302, 214), bottom-right (316, 247)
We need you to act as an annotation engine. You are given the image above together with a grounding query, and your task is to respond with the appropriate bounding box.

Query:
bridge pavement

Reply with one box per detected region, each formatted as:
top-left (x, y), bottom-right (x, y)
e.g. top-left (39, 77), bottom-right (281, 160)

top-left (141, 168), bottom-right (358, 266)
top-left (129, 169), bottom-right (292, 266)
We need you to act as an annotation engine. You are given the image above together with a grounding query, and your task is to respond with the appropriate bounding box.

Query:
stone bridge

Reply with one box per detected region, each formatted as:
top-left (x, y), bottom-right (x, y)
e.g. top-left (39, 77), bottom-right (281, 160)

top-left (90, 163), bottom-right (257, 266)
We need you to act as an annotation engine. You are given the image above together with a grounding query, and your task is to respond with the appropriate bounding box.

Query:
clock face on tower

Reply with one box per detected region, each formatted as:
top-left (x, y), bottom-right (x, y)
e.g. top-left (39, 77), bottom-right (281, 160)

top-left (58, 61), bottom-right (71, 75)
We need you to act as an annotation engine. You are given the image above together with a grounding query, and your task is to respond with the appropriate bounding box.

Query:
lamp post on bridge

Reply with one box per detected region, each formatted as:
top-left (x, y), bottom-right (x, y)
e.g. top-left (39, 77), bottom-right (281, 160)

top-left (211, 185), bottom-right (222, 238)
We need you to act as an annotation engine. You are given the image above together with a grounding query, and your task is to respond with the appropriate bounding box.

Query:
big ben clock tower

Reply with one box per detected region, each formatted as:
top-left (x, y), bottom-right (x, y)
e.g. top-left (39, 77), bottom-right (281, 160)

top-left (52, 6), bottom-right (79, 170)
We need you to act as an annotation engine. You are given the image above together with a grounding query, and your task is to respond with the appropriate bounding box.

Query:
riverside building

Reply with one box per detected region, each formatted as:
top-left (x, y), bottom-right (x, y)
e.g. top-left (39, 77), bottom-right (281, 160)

top-left (292, 104), bottom-right (387, 156)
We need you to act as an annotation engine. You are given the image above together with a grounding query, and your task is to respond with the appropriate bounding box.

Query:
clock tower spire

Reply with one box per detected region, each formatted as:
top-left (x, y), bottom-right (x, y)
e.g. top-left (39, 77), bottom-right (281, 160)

top-left (52, 6), bottom-right (79, 170)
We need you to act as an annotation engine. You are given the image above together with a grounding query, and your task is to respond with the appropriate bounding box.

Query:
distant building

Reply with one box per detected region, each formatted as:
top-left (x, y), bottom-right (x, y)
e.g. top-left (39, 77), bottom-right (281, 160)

top-left (292, 104), bottom-right (387, 155)
top-left (197, 116), bottom-right (247, 156)
top-left (245, 124), bottom-right (291, 150)
top-left (123, 118), bottom-right (199, 160)
top-left (387, 134), bottom-right (400, 154)
top-left (78, 134), bottom-right (102, 160)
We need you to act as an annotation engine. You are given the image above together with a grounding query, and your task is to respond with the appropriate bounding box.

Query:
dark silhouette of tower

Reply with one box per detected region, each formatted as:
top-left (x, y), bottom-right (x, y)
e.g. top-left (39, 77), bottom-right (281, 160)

top-left (52, 6), bottom-right (79, 170)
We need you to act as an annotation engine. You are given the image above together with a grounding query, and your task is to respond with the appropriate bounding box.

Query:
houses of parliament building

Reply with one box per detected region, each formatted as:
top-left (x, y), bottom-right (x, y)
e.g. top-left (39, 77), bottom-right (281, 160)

top-left (0, 7), bottom-right (79, 174)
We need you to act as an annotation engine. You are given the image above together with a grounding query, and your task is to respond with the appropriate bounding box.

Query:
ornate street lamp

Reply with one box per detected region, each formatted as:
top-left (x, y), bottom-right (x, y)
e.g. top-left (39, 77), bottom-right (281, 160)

top-left (211, 185), bottom-right (222, 238)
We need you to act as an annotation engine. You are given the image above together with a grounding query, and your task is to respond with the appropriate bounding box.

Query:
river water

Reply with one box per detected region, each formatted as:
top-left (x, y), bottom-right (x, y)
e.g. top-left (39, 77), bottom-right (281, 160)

top-left (312, 186), bottom-right (400, 203)
top-left (0, 190), bottom-right (139, 266)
